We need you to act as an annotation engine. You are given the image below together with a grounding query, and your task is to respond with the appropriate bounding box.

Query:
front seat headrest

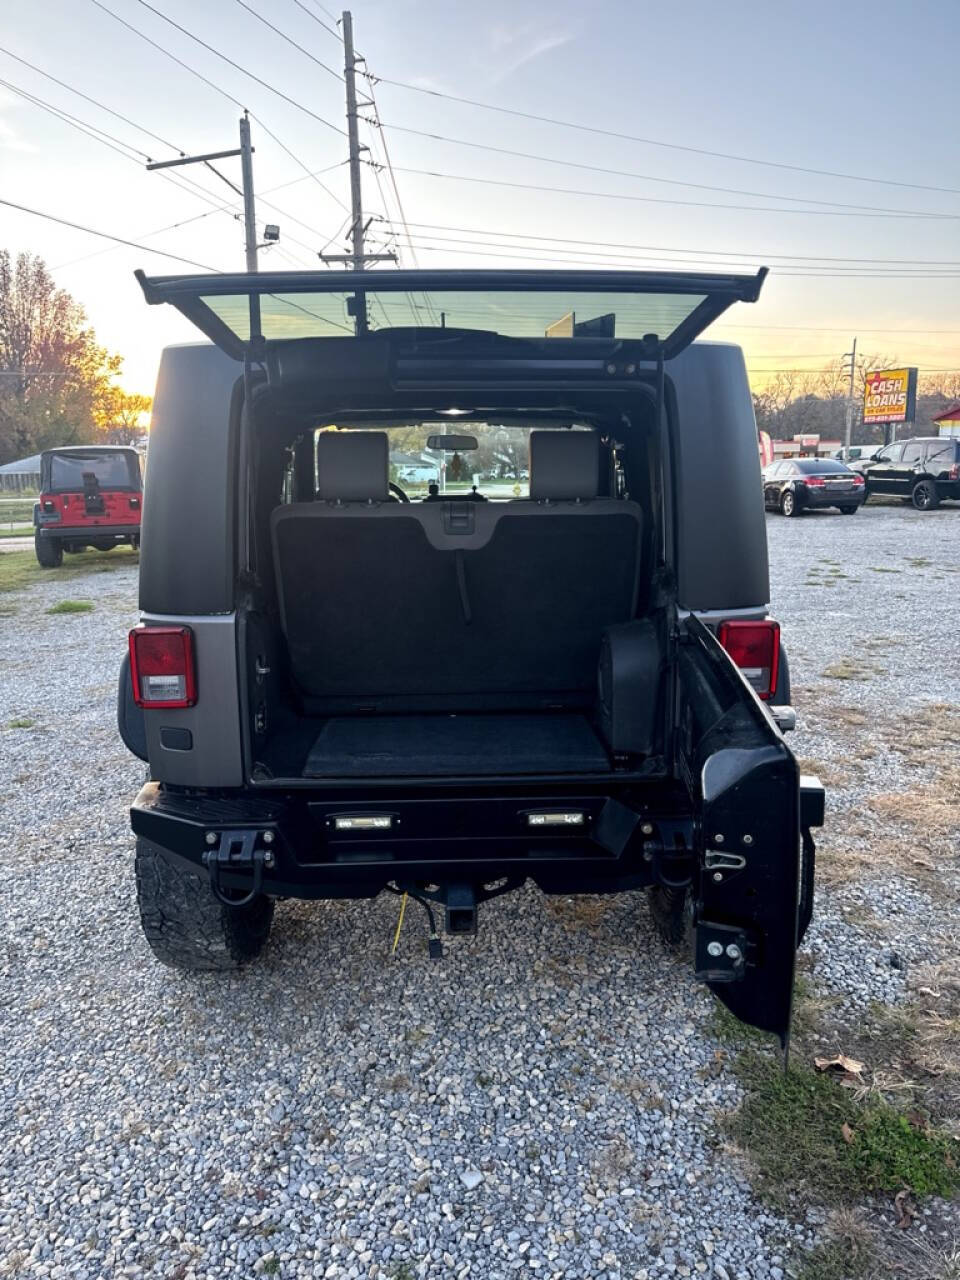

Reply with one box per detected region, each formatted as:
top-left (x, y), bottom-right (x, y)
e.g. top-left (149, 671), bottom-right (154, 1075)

top-left (316, 431), bottom-right (389, 502)
top-left (529, 430), bottom-right (600, 501)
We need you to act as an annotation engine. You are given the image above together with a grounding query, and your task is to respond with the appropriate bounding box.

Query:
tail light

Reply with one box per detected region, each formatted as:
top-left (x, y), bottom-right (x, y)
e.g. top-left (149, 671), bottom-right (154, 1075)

top-left (802, 475), bottom-right (825, 487)
top-left (950, 464), bottom-right (959, 481)
top-left (129, 496), bottom-right (141, 509)
top-left (851, 474), bottom-right (864, 485)
top-left (129, 625), bottom-right (197, 708)
top-left (718, 620), bottom-right (780, 701)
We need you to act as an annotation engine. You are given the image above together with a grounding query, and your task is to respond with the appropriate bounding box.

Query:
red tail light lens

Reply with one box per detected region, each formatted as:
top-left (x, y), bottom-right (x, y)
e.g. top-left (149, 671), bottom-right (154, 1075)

top-left (950, 464), bottom-right (959, 481)
top-left (718, 620), bottom-right (781, 701)
top-left (851, 474), bottom-right (864, 485)
top-left (129, 626), bottom-right (197, 708)
top-left (802, 475), bottom-right (825, 487)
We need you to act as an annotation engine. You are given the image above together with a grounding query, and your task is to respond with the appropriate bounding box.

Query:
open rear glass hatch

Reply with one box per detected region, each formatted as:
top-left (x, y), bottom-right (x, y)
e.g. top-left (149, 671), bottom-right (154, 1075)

top-left (135, 266), bottom-right (767, 362)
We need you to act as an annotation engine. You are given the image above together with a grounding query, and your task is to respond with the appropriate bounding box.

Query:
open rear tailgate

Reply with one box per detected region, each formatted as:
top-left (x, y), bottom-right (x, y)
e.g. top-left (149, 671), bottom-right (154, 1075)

top-left (678, 617), bottom-right (823, 1044)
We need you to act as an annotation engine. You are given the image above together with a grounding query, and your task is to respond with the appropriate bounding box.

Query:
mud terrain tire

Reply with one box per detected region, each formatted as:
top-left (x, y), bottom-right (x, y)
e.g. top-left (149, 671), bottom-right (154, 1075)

top-left (135, 838), bottom-right (274, 971)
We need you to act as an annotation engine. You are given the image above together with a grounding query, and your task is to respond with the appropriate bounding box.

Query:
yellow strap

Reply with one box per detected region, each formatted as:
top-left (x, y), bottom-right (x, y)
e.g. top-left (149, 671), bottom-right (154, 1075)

top-left (391, 891), bottom-right (408, 954)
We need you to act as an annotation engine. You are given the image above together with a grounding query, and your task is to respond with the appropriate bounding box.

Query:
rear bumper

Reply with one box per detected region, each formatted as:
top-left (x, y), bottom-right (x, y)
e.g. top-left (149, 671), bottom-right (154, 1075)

top-left (130, 780), bottom-right (691, 899)
top-left (36, 523), bottom-right (141, 541)
top-left (798, 487), bottom-right (865, 509)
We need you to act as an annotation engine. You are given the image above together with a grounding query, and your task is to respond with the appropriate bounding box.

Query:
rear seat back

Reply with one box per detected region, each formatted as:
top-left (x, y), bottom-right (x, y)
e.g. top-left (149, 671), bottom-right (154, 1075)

top-left (271, 430), bottom-right (643, 712)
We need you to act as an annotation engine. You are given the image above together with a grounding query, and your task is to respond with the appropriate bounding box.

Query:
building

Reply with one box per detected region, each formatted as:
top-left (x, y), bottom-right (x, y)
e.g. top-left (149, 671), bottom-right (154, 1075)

top-left (0, 452), bottom-right (41, 492)
top-left (934, 404), bottom-right (960, 439)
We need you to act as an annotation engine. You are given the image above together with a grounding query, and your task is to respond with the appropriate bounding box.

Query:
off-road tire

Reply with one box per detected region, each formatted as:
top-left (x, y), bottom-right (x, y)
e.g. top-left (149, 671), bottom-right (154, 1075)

top-left (34, 532), bottom-right (62, 568)
top-left (647, 884), bottom-right (691, 948)
top-left (91, 540), bottom-right (115, 551)
top-left (911, 479), bottom-right (939, 511)
top-left (780, 490), bottom-right (797, 517)
top-left (135, 838), bottom-right (274, 971)
top-left (839, 506), bottom-right (858, 515)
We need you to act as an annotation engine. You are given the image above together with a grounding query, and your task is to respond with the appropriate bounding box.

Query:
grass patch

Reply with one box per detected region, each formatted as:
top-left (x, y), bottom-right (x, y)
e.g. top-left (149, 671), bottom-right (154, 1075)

top-left (822, 658), bottom-right (877, 681)
top-left (45, 599), bottom-right (94, 614)
top-left (724, 1050), bottom-right (959, 1210)
top-left (0, 547), bottom-right (138, 594)
top-left (796, 1227), bottom-right (873, 1280)
top-left (869, 566), bottom-right (903, 574)
top-left (5, 717), bottom-right (36, 729)
top-left (0, 524), bottom-right (33, 538)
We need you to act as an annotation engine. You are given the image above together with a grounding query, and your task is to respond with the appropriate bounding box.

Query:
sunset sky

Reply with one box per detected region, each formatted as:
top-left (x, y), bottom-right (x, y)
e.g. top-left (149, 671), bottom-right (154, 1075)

top-left (2, 0), bottom-right (958, 395)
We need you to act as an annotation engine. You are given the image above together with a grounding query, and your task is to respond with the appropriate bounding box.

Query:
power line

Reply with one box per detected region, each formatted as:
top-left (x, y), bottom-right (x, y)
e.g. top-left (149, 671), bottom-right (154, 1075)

top-left (380, 163), bottom-right (960, 221)
top-left (232, 0), bottom-right (342, 81)
top-left (368, 74), bottom-right (960, 199)
top-left (128, 0), bottom-right (347, 135)
top-left (0, 45), bottom-right (183, 155)
top-left (379, 219), bottom-right (960, 268)
top-left (373, 122), bottom-right (958, 220)
top-left (377, 222), bottom-right (960, 272)
top-left (389, 236), bottom-right (960, 278)
top-left (0, 196), bottom-right (224, 269)
top-left (0, 75), bottom-right (149, 162)
top-left (289, 0), bottom-right (342, 42)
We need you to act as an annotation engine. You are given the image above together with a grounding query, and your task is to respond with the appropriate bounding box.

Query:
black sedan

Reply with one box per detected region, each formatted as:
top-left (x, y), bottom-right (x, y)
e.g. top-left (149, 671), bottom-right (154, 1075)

top-left (762, 458), bottom-right (866, 517)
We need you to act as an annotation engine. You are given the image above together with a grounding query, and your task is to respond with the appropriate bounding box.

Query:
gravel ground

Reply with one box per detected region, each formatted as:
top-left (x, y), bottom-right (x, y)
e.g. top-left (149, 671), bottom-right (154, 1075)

top-left (1, 503), bottom-right (958, 1280)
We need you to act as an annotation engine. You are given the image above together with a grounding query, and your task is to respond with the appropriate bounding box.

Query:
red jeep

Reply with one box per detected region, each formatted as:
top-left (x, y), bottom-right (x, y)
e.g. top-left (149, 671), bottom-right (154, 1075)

top-left (34, 445), bottom-right (143, 567)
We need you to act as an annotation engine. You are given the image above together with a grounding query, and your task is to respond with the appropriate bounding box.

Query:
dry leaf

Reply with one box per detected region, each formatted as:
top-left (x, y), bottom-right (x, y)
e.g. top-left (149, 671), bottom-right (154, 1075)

top-left (841, 1122), bottom-right (855, 1145)
top-left (912, 857), bottom-right (935, 870)
top-left (814, 1053), bottom-right (865, 1077)
top-left (894, 1189), bottom-right (917, 1230)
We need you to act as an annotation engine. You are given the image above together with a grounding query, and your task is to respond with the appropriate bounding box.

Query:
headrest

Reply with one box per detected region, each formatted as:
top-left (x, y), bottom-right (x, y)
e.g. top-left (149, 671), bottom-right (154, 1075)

top-left (316, 431), bottom-right (389, 502)
top-left (529, 430), bottom-right (600, 501)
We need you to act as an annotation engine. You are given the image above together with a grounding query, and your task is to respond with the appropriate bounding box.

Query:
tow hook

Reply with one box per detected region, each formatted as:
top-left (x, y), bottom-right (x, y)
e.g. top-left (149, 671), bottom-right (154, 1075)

top-left (201, 829), bottom-right (275, 907)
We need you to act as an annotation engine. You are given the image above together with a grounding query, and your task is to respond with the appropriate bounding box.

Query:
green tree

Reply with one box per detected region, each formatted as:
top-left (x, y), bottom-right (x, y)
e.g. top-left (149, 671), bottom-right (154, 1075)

top-left (97, 389), bottom-right (152, 444)
top-left (0, 250), bottom-right (122, 464)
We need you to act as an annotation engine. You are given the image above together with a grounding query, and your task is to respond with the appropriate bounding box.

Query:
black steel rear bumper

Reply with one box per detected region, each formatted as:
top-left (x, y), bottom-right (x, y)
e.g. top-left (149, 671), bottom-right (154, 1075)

top-left (37, 523), bottom-right (141, 541)
top-left (130, 780), bottom-right (694, 900)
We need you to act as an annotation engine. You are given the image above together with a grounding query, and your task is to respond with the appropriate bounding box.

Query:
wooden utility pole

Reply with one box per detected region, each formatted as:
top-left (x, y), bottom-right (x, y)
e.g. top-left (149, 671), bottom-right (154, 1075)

top-left (319, 13), bottom-right (395, 271)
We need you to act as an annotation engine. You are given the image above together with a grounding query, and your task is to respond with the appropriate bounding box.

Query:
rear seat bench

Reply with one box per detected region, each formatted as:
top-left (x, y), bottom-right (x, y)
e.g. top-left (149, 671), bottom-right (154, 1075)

top-left (270, 430), bottom-right (659, 774)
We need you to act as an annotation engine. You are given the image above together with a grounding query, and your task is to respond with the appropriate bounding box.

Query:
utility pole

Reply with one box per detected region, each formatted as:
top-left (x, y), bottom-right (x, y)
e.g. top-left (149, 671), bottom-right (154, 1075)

top-left (318, 12), bottom-right (395, 271)
top-left (239, 113), bottom-right (258, 272)
top-left (147, 114), bottom-right (272, 272)
top-left (343, 10), bottom-right (364, 271)
top-left (842, 337), bottom-right (858, 451)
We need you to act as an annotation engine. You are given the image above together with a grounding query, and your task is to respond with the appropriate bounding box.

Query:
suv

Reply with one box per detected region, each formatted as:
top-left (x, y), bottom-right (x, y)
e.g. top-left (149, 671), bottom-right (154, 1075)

top-left (34, 445), bottom-right (142, 567)
top-left (117, 268), bottom-right (823, 1042)
top-left (856, 436), bottom-right (960, 510)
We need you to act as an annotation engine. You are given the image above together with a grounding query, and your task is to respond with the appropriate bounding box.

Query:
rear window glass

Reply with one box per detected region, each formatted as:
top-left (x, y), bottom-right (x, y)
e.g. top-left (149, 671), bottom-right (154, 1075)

top-left (316, 423), bottom-right (591, 500)
top-left (793, 459), bottom-right (849, 474)
top-left (926, 440), bottom-right (960, 463)
top-left (49, 451), bottom-right (139, 491)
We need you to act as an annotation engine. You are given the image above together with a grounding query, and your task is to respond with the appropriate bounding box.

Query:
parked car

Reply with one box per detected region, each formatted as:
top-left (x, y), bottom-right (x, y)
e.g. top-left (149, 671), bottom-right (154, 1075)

top-left (833, 445), bottom-right (880, 463)
top-left (762, 457), bottom-right (866, 516)
top-left (854, 436), bottom-right (960, 510)
top-left (117, 266), bottom-right (823, 1042)
top-left (33, 445), bottom-right (142, 567)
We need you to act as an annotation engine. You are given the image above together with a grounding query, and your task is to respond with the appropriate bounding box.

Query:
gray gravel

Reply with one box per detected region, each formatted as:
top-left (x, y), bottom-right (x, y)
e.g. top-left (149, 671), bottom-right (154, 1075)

top-left (1, 504), bottom-right (958, 1278)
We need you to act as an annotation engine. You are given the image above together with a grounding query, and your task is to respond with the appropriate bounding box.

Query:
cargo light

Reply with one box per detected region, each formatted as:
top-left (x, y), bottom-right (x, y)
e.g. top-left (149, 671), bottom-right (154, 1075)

top-left (333, 814), bottom-right (394, 831)
top-left (718, 620), bottom-right (780, 701)
top-left (526, 811), bottom-right (586, 827)
top-left (129, 625), bottom-right (197, 709)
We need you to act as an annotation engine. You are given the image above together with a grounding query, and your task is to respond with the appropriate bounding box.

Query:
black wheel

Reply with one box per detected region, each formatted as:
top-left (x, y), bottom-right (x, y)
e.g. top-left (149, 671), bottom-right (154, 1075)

top-left (780, 490), bottom-right (798, 517)
top-left (647, 884), bottom-right (692, 948)
top-left (91, 540), bottom-right (115, 551)
top-left (135, 838), bottom-right (274, 971)
top-left (839, 506), bottom-right (858, 515)
top-left (911, 479), bottom-right (939, 511)
top-left (34, 532), bottom-right (62, 568)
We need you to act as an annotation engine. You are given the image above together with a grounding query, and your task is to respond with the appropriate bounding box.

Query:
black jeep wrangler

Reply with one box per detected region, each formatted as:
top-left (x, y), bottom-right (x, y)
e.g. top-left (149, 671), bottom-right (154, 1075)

top-left (118, 268), bottom-right (823, 1043)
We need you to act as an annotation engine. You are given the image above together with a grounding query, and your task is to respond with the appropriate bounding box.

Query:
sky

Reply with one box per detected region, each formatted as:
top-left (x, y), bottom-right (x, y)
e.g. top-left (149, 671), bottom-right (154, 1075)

top-left (1, 0), bottom-right (959, 395)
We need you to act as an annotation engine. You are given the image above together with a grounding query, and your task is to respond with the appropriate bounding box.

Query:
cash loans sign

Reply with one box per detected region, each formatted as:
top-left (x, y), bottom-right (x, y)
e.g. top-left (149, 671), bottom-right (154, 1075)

top-left (863, 367), bottom-right (918, 426)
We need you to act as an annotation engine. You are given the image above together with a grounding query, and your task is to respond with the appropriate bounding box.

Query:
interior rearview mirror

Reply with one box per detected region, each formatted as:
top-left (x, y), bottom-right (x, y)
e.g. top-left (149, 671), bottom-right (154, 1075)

top-left (426, 434), bottom-right (479, 451)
